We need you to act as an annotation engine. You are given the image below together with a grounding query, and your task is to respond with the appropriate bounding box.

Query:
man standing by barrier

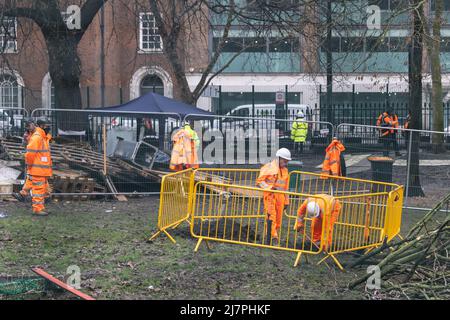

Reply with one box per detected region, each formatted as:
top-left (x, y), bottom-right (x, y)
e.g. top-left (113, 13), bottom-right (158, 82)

top-left (321, 138), bottom-right (346, 177)
top-left (291, 111), bottom-right (308, 157)
top-left (377, 109), bottom-right (401, 157)
top-left (169, 121), bottom-right (200, 171)
top-left (24, 119), bottom-right (53, 216)
top-left (294, 194), bottom-right (341, 251)
top-left (256, 148), bottom-right (291, 245)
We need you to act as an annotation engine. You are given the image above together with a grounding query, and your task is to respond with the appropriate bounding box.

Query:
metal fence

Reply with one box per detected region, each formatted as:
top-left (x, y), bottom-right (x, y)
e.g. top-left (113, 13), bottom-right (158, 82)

top-left (0, 106), bottom-right (448, 212)
top-left (335, 124), bottom-right (450, 209)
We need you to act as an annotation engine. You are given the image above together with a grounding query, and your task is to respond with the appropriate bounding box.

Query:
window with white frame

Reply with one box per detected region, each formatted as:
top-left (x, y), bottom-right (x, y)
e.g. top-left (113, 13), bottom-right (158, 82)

top-left (0, 17), bottom-right (17, 53)
top-left (0, 74), bottom-right (20, 108)
top-left (139, 13), bottom-right (162, 52)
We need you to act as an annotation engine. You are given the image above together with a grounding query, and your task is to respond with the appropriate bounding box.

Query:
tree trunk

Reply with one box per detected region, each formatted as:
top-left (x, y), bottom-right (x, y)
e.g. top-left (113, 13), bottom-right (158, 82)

top-left (46, 36), bottom-right (86, 132)
top-left (429, 0), bottom-right (445, 153)
top-left (407, 2), bottom-right (425, 197)
top-left (326, 0), bottom-right (333, 124)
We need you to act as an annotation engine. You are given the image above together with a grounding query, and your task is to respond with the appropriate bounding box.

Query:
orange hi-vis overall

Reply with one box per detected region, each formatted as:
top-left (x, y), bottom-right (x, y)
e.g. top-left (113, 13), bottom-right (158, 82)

top-left (376, 112), bottom-right (394, 137)
top-left (321, 139), bottom-right (345, 177)
top-left (21, 132), bottom-right (52, 198)
top-left (295, 194), bottom-right (341, 250)
top-left (256, 159), bottom-right (289, 239)
top-left (170, 127), bottom-right (199, 171)
top-left (25, 128), bottom-right (53, 213)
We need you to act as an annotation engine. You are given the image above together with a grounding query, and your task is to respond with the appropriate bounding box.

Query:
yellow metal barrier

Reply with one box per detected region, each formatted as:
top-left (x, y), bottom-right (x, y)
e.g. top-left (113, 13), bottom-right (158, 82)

top-left (190, 180), bottom-right (329, 267)
top-left (149, 168), bottom-right (194, 243)
top-left (385, 186), bottom-right (404, 241)
top-left (152, 168), bottom-right (404, 269)
top-left (193, 168), bottom-right (260, 188)
top-left (289, 171), bottom-right (398, 196)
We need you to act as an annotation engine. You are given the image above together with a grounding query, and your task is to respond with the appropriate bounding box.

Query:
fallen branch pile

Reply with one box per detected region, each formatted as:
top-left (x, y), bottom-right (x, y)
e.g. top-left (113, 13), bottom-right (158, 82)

top-left (349, 192), bottom-right (450, 300)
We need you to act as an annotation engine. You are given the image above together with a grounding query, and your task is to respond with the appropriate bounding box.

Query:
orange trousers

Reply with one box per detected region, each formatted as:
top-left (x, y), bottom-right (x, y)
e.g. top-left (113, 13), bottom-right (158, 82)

top-left (21, 175), bottom-right (51, 198)
top-left (20, 174), bottom-right (33, 196)
top-left (30, 176), bottom-right (48, 213)
top-left (310, 209), bottom-right (340, 250)
top-left (263, 192), bottom-right (285, 239)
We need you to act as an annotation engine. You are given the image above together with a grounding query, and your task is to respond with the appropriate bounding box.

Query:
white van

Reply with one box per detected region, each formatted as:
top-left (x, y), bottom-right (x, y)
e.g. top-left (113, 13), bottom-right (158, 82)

top-left (225, 104), bottom-right (311, 119)
top-left (219, 104), bottom-right (311, 135)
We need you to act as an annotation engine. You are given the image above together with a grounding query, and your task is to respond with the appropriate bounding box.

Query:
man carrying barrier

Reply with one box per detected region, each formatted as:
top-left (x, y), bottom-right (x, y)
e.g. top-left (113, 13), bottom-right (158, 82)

top-left (169, 120), bottom-right (200, 171)
top-left (256, 148), bottom-right (292, 245)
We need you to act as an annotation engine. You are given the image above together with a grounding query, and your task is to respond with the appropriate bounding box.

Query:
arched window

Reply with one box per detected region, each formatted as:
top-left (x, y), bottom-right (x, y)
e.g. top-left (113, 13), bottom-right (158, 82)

top-left (140, 75), bottom-right (164, 96)
top-left (42, 73), bottom-right (56, 109)
top-left (0, 74), bottom-right (19, 108)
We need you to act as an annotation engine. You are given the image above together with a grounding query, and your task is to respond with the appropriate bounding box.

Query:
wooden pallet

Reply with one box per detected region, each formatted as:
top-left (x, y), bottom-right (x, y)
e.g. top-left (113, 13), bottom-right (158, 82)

top-left (52, 176), bottom-right (103, 200)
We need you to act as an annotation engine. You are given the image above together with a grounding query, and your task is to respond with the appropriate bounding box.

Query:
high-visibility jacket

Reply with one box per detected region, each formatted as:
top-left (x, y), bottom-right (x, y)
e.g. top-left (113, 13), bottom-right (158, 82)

top-left (321, 139), bottom-right (346, 177)
top-left (184, 124), bottom-right (200, 148)
top-left (25, 127), bottom-right (53, 177)
top-left (256, 159), bottom-right (289, 205)
top-left (169, 126), bottom-right (199, 171)
top-left (376, 112), bottom-right (395, 136)
top-left (291, 119), bottom-right (308, 143)
top-left (295, 194), bottom-right (341, 246)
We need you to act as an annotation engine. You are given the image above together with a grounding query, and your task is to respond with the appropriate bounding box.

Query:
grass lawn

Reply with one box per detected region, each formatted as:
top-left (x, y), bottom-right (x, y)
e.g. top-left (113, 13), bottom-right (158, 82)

top-left (0, 197), bottom-right (430, 300)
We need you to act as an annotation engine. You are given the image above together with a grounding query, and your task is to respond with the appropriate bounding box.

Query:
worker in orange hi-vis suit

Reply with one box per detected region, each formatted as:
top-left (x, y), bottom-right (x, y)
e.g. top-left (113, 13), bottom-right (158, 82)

top-left (321, 138), bottom-right (346, 177)
top-left (169, 121), bottom-right (200, 171)
top-left (294, 194), bottom-right (341, 251)
top-left (256, 148), bottom-right (291, 245)
top-left (24, 119), bottom-right (53, 216)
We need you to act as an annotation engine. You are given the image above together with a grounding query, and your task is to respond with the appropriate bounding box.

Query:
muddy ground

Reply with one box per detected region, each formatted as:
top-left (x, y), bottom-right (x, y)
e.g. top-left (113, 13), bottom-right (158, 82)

top-left (0, 196), bottom-right (440, 300)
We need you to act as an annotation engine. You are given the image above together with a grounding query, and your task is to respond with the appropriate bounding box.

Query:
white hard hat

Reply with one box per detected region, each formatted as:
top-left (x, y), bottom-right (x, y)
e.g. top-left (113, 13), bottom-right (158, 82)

top-left (276, 148), bottom-right (291, 161)
top-left (306, 201), bottom-right (321, 218)
top-left (297, 111), bottom-right (305, 118)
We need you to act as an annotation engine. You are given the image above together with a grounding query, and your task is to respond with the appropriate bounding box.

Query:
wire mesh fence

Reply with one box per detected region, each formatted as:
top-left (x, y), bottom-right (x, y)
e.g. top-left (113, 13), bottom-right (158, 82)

top-left (0, 104), bottom-right (448, 211)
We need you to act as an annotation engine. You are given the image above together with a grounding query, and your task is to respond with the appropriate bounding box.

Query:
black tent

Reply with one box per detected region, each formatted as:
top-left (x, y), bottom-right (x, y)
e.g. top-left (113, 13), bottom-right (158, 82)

top-left (89, 92), bottom-right (213, 149)
top-left (89, 92), bottom-right (212, 118)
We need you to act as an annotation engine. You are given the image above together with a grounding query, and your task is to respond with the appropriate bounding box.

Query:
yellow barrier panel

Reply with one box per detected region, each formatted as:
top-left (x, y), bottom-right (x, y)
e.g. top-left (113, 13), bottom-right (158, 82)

top-left (149, 168), bottom-right (194, 243)
top-left (385, 186), bottom-right (404, 242)
top-left (152, 168), bottom-right (403, 269)
top-left (193, 168), bottom-right (260, 188)
top-left (190, 180), bottom-right (329, 267)
top-left (287, 171), bottom-right (403, 269)
top-left (289, 171), bottom-right (398, 196)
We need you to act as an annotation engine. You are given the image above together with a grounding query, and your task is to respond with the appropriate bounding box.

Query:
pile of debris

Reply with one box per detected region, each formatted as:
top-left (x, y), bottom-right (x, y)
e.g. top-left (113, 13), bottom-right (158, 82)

top-left (349, 192), bottom-right (450, 300)
top-left (0, 137), bottom-right (166, 201)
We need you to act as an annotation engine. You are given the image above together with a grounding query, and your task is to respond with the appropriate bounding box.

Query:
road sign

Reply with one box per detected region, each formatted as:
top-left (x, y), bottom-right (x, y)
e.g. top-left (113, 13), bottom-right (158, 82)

top-left (275, 91), bottom-right (285, 104)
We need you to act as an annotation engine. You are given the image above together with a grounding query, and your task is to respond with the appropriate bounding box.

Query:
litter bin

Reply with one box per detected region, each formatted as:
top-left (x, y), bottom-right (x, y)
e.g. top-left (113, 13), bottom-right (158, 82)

top-left (367, 156), bottom-right (394, 184)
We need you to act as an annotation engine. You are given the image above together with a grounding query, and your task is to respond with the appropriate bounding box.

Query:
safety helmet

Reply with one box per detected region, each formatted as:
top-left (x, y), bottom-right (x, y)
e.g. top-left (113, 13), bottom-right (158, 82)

top-left (297, 111), bottom-right (305, 118)
top-left (276, 148), bottom-right (292, 161)
top-left (306, 201), bottom-right (321, 218)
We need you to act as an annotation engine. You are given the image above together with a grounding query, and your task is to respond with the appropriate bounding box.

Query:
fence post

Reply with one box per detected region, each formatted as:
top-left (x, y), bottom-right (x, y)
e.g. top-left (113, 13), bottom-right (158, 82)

top-left (351, 84), bottom-right (355, 131)
top-left (87, 86), bottom-right (90, 109)
top-left (404, 129), bottom-right (413, 206)
top-left (252, 85), bottom-right (255, 128)
top-left (102, 123), bottom-right (107, 176)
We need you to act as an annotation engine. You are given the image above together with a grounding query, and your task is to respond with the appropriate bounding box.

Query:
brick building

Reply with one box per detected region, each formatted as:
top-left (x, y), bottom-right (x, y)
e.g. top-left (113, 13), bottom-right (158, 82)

top-left (1, 0), bottom-right (450, 124)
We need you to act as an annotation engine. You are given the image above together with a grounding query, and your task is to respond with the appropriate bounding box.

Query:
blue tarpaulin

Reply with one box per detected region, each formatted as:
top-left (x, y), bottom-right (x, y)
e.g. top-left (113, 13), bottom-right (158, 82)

top-left (89, 92), bottom-right (213, 119)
